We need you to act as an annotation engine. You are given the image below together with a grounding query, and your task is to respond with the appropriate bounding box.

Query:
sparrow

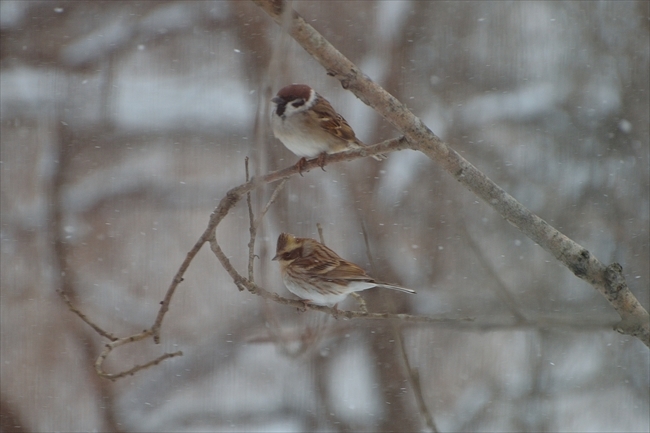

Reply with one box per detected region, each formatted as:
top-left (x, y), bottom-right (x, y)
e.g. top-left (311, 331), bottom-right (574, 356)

top-left (270, 84), bottom-right (386, 170)
top-left (272, 232), bottom-right (415, 307)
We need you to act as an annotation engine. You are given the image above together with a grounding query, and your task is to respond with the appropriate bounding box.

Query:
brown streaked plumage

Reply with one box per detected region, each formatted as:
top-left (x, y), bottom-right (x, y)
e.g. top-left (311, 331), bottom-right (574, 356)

top-left (270, 84), bottom-right (386, 162)
top-left (272, 233), bottom-right (415, 306)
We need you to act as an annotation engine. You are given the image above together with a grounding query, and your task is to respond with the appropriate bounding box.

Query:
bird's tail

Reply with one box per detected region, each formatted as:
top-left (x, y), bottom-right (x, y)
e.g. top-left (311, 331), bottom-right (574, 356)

top-left (374, 283), bottom-right (416, 294)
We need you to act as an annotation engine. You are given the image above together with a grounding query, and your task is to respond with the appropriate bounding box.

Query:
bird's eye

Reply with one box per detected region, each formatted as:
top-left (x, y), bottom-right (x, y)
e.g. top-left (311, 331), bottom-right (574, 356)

top-left (291, 99), bottom-right (305, 108)
top-left (283, 249), bottom-right (301, 260)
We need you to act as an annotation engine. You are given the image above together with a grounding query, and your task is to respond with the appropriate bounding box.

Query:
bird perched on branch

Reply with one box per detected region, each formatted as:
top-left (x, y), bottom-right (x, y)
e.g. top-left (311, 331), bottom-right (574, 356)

top-left (273, 232), bottom-right (415, 307)
top-left (270, 84), bottom-right (386, 170)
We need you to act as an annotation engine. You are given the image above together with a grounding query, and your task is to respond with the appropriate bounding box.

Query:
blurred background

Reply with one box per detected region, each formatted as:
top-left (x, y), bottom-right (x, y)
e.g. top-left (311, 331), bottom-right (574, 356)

top-left (1, 1), bottom-right (648, 431)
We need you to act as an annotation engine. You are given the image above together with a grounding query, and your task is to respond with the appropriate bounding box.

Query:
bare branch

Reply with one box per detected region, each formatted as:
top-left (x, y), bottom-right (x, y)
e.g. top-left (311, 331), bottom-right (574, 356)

top-left (359, 219), bottom-right (376, 276)
top-left (254, 179), bottom-right (288, 230)
top-left (246, 157), bottom-right (256, 281)
top-left (316, 222), bottom-right (324, 244)
top-left (248, 175), bottom-right (288, 283)
top-left (94, 329), bottom-right (183, 381)
top-left (252, 0), bottom-right (649, 347)
top-left (151, 228), bottom-right (209, 343)
top-left (59, 290), bottom-right (118, 342)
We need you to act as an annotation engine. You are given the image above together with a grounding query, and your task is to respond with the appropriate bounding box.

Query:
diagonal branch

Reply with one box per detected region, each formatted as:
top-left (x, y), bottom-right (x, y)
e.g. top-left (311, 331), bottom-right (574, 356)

top-left (252, 0), bottom-right (649, 347)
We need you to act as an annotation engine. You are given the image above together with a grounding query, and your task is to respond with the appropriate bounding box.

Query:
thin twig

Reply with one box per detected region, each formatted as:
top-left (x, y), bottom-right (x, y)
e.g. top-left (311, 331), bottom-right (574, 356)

top-left (59, 291), bottom-right (118, 341)
top-left (254, 178), bottom-right (288, 230)
top-left (151, 232), bottom-right (208, 342)
top-left (246, 157), bottom-right (256, 282)
top-left (359, 219), bottom-right (376, 275)
top-left (94, 329), bottom-right (183, 381)
top-left (248, 176), bottom-right (288, 282)
top-left (395, 328), bottom-right (438, 432)
top-left (316, 223), bottom-right (325, 244)
top-left (461, 223), bottom-right (528, 323)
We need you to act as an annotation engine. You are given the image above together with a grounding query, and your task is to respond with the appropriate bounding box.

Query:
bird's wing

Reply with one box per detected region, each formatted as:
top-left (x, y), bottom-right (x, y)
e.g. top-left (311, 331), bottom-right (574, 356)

top-left (311, 96), bottom-right (360, 143)
top-left (318, 259), bottom-right (373, 281)
top-left (290, 241), bottom-right (371, 282)
top-left (289, 241), bottom-right (341, 276)
top-left (290, 255), bottom-right (338, 274)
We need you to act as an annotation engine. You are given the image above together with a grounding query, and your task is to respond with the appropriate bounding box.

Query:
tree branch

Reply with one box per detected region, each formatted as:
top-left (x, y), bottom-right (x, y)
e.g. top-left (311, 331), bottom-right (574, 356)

top-left (94, 329), bottom-right (183, 381)
top-left (252, 0), bottom-right (649, 347)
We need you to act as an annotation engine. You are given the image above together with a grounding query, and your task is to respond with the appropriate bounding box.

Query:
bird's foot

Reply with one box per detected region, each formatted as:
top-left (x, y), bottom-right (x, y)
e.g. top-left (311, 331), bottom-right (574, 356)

top-left (295, 157), bottom-right (308, 176)
top-left (296, 300), bottom-right (310, 312)
top-left (316, 152), bottom-right (328, 171)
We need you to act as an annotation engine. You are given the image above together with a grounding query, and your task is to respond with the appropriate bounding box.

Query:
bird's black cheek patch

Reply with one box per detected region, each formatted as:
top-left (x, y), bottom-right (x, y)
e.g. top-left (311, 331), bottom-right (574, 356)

top-left (291, 99), bottom-right (305, 108)
top-left (283, 247), bottom-right (303, 261)
top-left (276, 102), bottom-right (287, 117)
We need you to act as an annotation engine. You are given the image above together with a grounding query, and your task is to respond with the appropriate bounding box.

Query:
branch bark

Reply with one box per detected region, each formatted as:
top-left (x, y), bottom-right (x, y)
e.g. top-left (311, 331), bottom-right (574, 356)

top-left (252, 0), bottom-right (649, 347)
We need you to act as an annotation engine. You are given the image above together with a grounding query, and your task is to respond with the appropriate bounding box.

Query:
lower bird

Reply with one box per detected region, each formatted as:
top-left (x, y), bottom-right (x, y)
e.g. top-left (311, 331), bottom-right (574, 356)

top-left (272, 232), bottom-right (415, 307)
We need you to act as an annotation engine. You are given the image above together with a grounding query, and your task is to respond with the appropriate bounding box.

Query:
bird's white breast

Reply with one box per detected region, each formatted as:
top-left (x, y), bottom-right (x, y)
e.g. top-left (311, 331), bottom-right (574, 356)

top-left (270, 112), bottom-right (332, 158)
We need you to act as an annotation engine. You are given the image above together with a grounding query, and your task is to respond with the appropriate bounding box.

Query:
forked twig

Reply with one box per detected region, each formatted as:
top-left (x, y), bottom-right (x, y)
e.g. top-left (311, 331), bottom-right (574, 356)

top-left (62, 301), bottom-right (184, 379)
top-left (94, 329), bottom-right (183, 381)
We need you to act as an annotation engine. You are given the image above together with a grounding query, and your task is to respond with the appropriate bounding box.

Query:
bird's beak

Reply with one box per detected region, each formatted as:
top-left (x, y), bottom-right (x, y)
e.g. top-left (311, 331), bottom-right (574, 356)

top-left (271, 97), bottom-right (283, 105)
top-left (272, 254), bottom-right (279, 261)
